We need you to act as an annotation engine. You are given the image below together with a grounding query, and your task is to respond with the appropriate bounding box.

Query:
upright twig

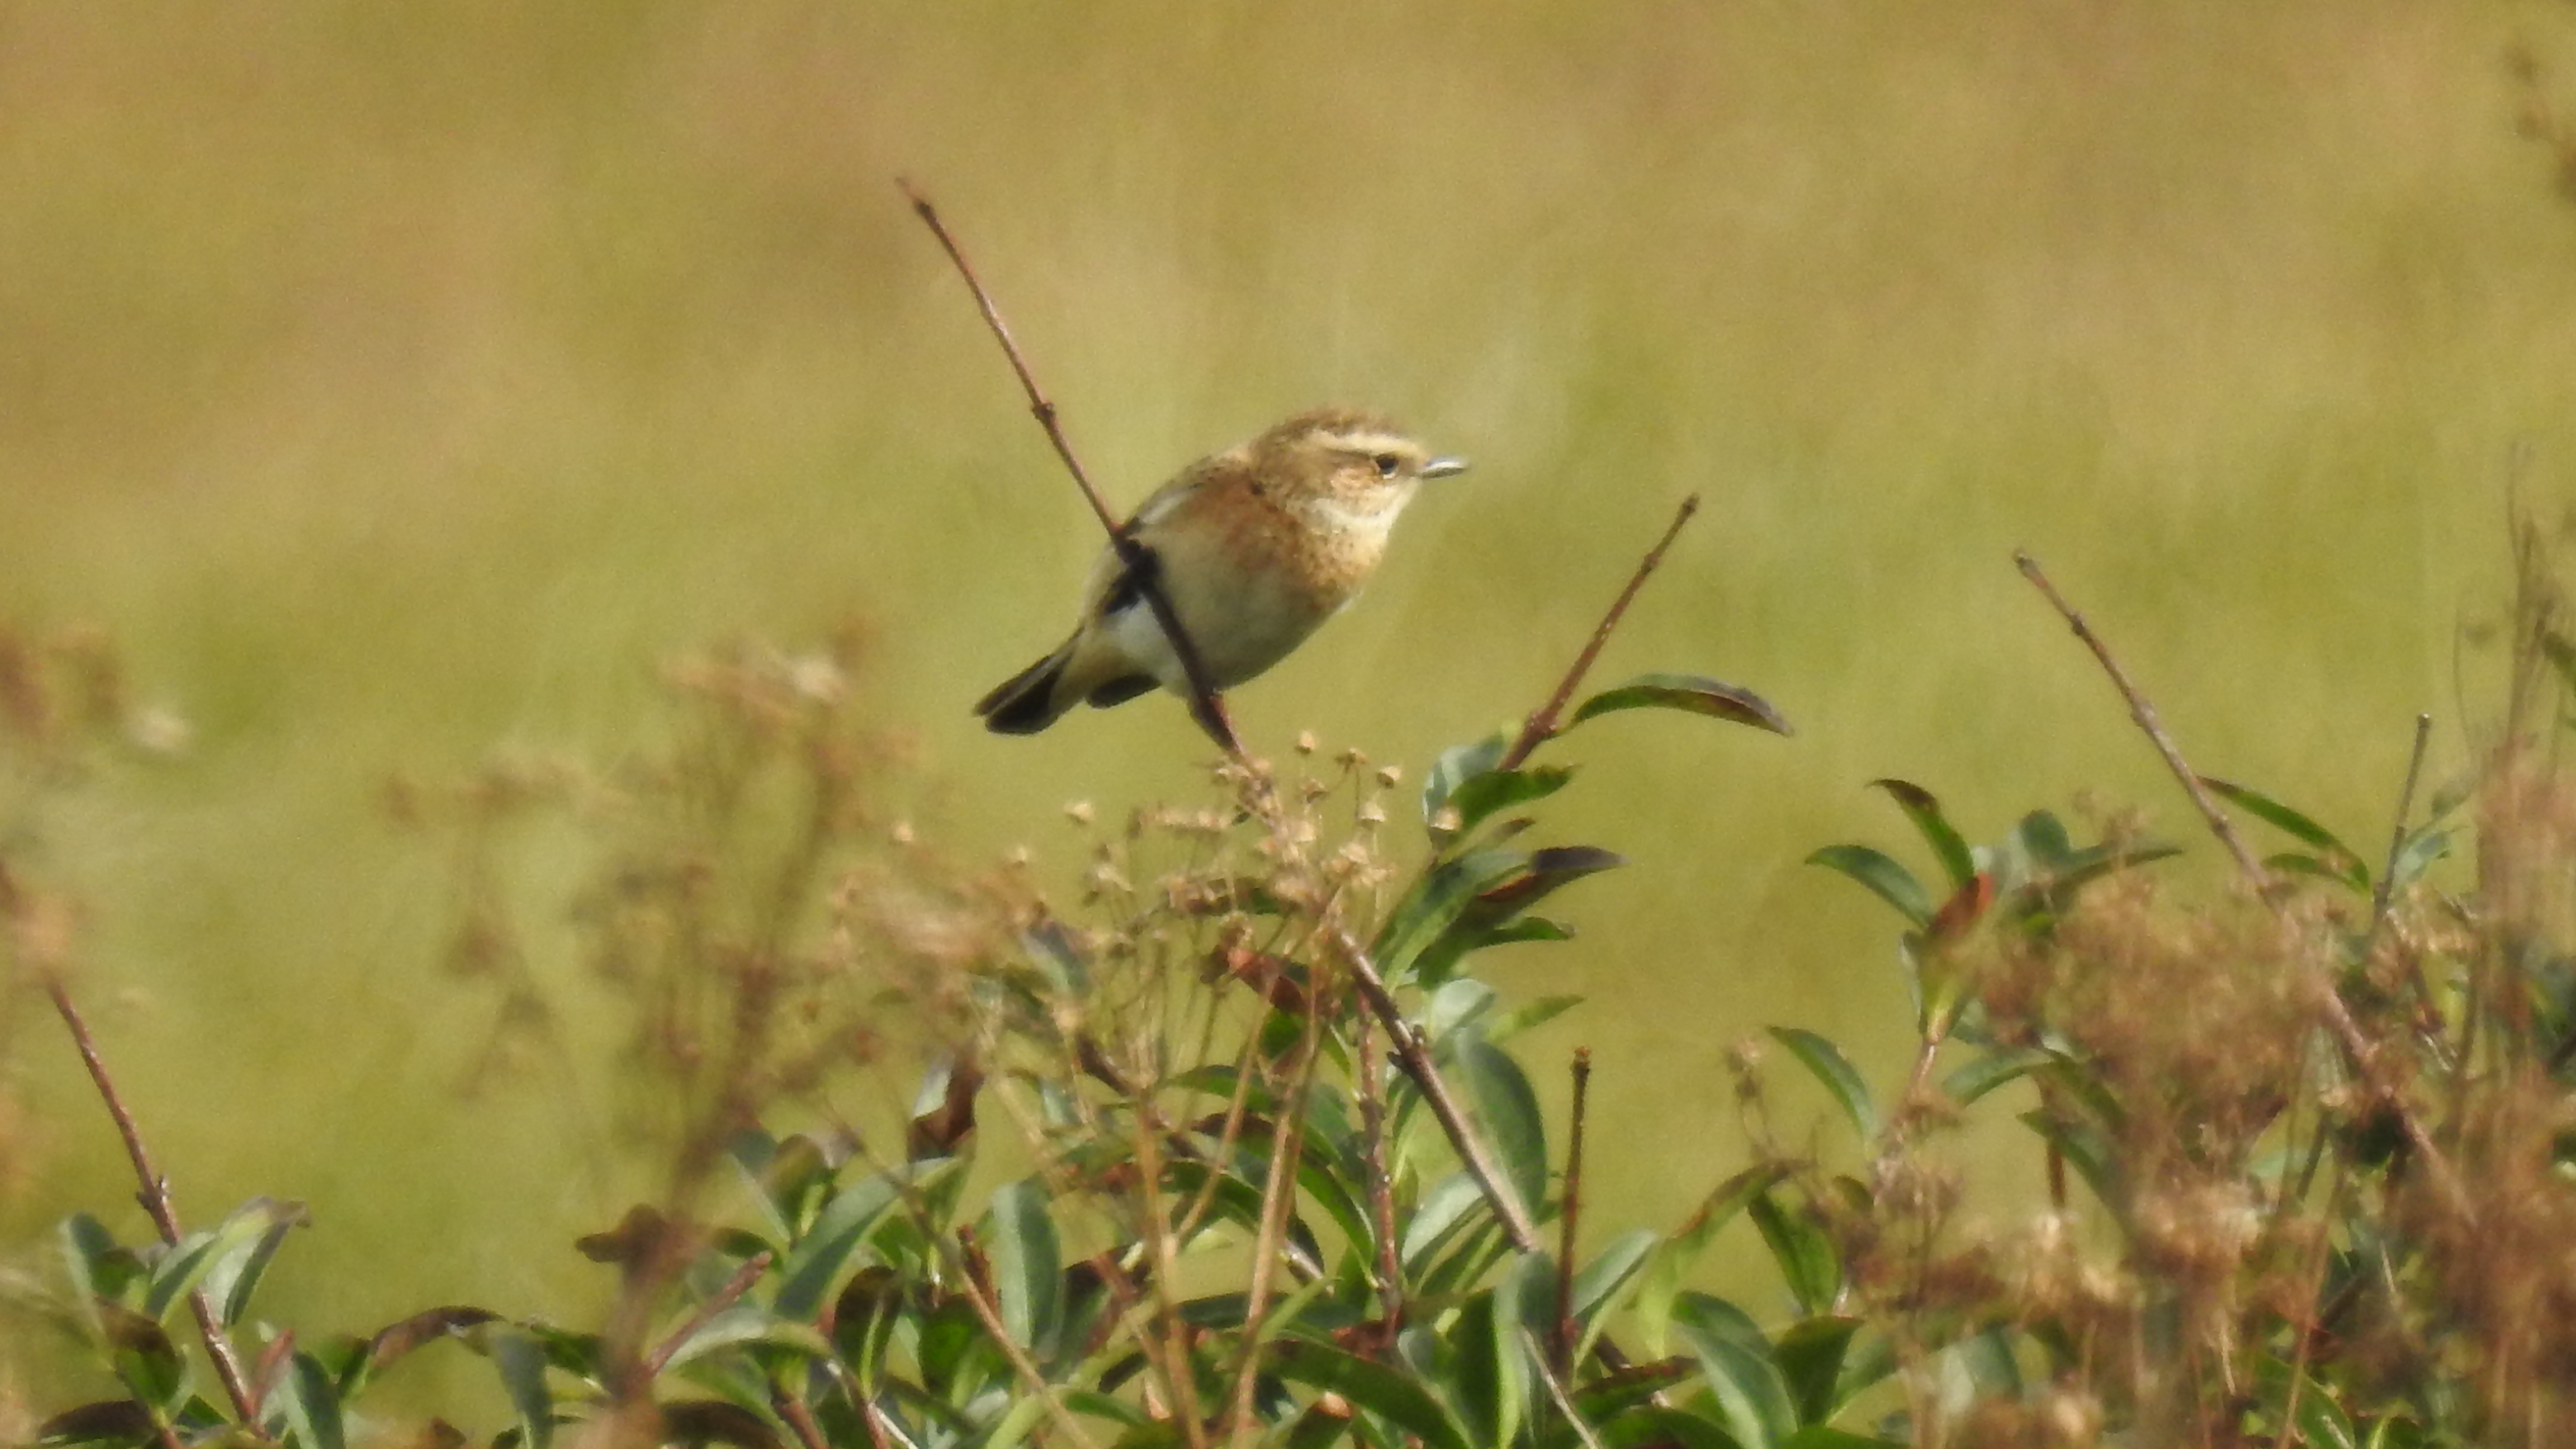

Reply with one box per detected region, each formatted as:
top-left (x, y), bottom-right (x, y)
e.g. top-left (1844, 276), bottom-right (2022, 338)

top-left (1551, 1048), bottom-right (1592, 1378)
top-left (45, 977), bottom-right (267, 1434)
top-left (2013, 551), bottom-right (2475, 1224)
top-left (1501, 496), bottom-right (1701, 770)
top-left (1333, 930), bottom-right (1541, 1251)
top-left (2370, 712), bottom-right (2434, 930)
top-left (897, 178), bottom-right (1242, 756)
top-left (1353, 1008), bottom-right (1407, 1337)
top-left (1225, 1007), bottom-right (1327, 1449)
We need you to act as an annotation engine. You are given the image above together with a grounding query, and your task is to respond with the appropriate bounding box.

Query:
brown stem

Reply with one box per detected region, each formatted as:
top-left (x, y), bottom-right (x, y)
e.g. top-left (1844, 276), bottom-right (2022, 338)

top-left (1355, 1009), bottom-right (1406, 1339)
top-left (641, 1250), bottom-right (773, 1379)
top-left (1551, 1049), bottom-right (1591, 1378)
top-left (897, 178), bottom-right (1240, 756)
top-left (46, 977), bottom-right (267, 1436)
top-left (1225, 1011), bottom-right (1325, 1449)
top-left (2013, 551), bottom-right (2475, 1224)
top-left (1501, 495), bottom-right (1700, 770)
top-left (774, 1391), bottom-right (833, 1449)
top-left (1333, 930), bottom-right (1541, 1251)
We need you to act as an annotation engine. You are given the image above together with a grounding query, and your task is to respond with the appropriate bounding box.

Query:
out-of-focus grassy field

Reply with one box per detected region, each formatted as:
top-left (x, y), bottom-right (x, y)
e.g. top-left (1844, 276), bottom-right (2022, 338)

top-left (5, 0), bottom-right (2574, 1409)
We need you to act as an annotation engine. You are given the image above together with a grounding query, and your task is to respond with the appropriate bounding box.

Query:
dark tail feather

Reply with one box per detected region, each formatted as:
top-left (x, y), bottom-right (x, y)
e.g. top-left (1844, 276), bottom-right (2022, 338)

top-left (976, 645), bottom-right (1074, 734)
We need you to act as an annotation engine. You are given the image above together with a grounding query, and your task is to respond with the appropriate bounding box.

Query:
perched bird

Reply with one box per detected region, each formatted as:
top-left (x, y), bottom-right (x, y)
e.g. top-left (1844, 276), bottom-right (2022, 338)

top-left (976, 408), bottom-right (1466, 735)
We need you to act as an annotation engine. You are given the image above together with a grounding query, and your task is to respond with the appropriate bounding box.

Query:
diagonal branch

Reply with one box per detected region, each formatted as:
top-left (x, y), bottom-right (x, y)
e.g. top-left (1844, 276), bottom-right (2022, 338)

top-left (1333, 929), bottom-right (1541, 1251)
top-left (46, 977), bottom-right (267, 1434)
top-left (898, 178), bottom-right (1241, 757)
top-left (1502, 495), bottom-right (1700, 770)
top-left (2012, 550), bottom-right (2474, 1224)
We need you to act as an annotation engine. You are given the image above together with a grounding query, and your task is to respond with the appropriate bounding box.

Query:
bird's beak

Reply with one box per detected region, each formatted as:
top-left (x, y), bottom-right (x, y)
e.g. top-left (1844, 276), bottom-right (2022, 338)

top-left (1420, 456), bottom-right (1470, 480)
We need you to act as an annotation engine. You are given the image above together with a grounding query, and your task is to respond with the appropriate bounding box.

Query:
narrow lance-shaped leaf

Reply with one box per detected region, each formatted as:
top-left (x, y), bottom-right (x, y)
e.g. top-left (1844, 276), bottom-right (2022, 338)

top-left (1270, 1340), bottom-right (1472, 1449)
top-left (1748, 1194), bottom-right (1841, 1317)
top-left (987, 1177), bottom-right (1063, 1355)
top-left (1439, 765), bottom-right (1575, 845)
top-left (2200, 777), bottom-right (2365, 883)
top-left (1564, 673), bottom-right (1793, 737)
top-left (1422, 732), bottom-right (1512, 830)
top-left (1452, 1032), bottom-right (1550, 1229)
top-left (1805, 845), bottom-right (1932, 929)
top-left (1867, 779), bottom-right (1975, 891)
top-left (1767, 1028), bottom-right (1878, 1143)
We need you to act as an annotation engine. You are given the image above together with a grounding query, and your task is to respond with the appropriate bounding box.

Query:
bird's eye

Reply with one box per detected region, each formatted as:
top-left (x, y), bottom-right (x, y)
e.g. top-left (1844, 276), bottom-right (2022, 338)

top-left (1371, 453), bottom-right (1403, 478)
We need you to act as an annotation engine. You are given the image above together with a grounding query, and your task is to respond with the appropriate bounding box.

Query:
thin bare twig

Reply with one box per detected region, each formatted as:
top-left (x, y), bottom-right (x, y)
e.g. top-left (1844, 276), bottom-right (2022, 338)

top-left (2012, 552), bottom-right (2267, 884)
top-left (1502, 496), bottom-right (1701, 770)
top-left (2370, 713), bottom-right (2434, 930)
top-left (2012, 551), bottom-right (2475, 1224)
top-left (1354, 1008), bottom-right (1406, 1338)
top-left (641, 1249), bottom-right (773, 1379)
top-left (46, 977), bottom-right (267, 1436)
top-left (1333, 930), bottom-right (1541, 1251)
top-left (1551, 1048), bottom-right (1591, 1378)
top-left (898, 178), bottom-right (1241, 756)
top-left (1225, 1010), bottom-right (1327, 1449)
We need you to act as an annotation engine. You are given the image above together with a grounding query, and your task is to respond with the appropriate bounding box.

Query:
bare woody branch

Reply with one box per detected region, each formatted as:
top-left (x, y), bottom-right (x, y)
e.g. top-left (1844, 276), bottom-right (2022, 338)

top-left (46, 977), bottom-right (268, 1435)
top-left (1501, 495), bottom-right (1701, 770)
top-left (2012, 550), bottom-right (2475, 1224)
top-left (1333, 929), bottom-right (1542, 1251)
top-left (898, 178), bottom-right (1242, 757)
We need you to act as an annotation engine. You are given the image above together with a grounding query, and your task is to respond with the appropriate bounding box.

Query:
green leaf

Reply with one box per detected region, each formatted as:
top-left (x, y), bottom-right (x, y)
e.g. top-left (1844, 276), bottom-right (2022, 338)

top-left (1778, 1429), bottom-right (1906, 1448)
top-left (1766, 1029), bottom-right (1878, 1142)
top-left (1451, 1032), bottom-right (1550, 1229)
top-left (1401, 1172), bottom-right (1491, 1277)
top-left (1375, 846), bottom-right (1529, 984)
top-left (1270, 1339), bottom-right (1471, 1449)
top-left (97, 1303), bottom-right (183, 1413)
top-left (1486, 994), bottom-right (1585, 1045)
top-left (1405, 848), bottom-right (1623, 990)
top-left (771, 1168), bottom-right (905, 1321)
top-left (491, 1332), bottom-right (555, 1449)
top-left (1445, 1292), bottom-right (1522, 1449)
top-left (987, 1177), bottom-right (1063, 1355)
top-left (1747, 1194), bottom-right (1841, 1317)
top-left (1772, 1317), bottom-right (1860, 1426)
top-left (1564, 673), bottom-right (1792, 737)
top-left (2266, 851), bottom-right (2370, 893)
top-left (731, 1131), bottom-right (835, 1244)
top-left (2201, 777), bottom-right (2364, 878)
top-left (1804, 846), bottom-right (1931, 929)
top-left (1867, 780), bottom-right (1974, 891)
top-left (140, 1230), bottom-right (222, 1324)
top-left (203, 1198), bottom-right (307, 1329)
top-left (1441, 766), bottom-right (1576, 844)
top-left (60, 1214), bottom-right (144, 1320)
top-left (1635, 1164), bottom-right (1788, 1356)
top-left (1940, 1046), bottom-right (2052, 1109)
top-left (1422, 732), bottom-right (1512, 829)
top-left (1673, 1292), bottom-right (1794, 1449)
top-left (2388, 827), bottom-right (2451, 892)
top-left (34, 1400), bottom-right (158, 1447)
top-left (271, 1351), bottom-right (348, 1449)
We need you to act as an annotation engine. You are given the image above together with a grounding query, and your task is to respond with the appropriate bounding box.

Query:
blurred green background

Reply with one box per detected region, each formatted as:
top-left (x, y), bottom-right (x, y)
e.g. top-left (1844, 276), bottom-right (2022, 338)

top-left (4, 0), bottom-right (2574, 1411)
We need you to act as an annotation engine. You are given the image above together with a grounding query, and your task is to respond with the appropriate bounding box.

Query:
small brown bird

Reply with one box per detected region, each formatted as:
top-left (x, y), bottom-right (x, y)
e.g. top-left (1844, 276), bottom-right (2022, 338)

top-left (976, 408), bottom-right (1467, 734)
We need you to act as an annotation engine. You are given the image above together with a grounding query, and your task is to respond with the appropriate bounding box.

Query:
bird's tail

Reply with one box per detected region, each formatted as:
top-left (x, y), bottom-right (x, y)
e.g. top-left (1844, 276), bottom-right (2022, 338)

top-left (976, 634), bottom-right (1161, 734)
top-left (975, 641), bottom-right (1079, 734)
